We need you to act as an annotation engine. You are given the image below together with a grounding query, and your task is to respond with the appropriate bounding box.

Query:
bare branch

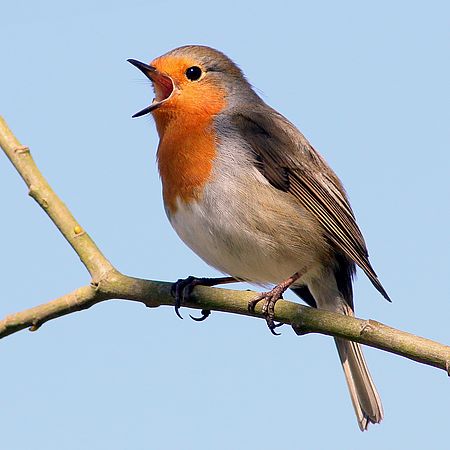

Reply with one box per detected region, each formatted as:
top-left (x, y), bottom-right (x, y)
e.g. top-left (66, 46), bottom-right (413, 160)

top-left (1, 115), bottom-right (450, 376)
top-left (0, 285), bottom-right (102, 338)
top-left (0, 116), bottom-right (113, 282)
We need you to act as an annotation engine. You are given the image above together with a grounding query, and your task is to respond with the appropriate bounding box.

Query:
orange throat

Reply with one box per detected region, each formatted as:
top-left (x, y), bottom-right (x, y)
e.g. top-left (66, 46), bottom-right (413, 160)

top-left (154, 108), bottom-right (221, 215)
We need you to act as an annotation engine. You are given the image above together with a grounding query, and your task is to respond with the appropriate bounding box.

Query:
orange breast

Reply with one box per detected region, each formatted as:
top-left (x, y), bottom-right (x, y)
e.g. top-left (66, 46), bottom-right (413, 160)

top-left (157, 121), bottom-right (216, 213)
top-left (153, 83), bottom-right (226, 214)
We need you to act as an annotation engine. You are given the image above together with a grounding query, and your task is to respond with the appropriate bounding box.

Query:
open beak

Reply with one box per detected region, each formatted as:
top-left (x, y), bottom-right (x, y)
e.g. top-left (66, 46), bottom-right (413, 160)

top-left (128, 58), bottom-right (175, 118)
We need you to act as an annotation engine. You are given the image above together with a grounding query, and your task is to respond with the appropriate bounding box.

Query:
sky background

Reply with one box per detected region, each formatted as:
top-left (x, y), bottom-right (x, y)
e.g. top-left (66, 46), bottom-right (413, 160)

top-left (1, 1), bottom-right (449, 448)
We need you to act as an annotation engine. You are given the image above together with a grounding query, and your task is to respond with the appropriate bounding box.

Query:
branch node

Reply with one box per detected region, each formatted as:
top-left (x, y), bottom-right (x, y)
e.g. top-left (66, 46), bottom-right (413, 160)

top-left (446, 360), bottom-right (450, 377)
top-left (29, 321), bottom-right (42, 332)
top-left (28, 185), bottom-right (38, 199)
top-left (28, 186), bottom-right (49, 209)
top-left (14, 145), bottom-right (30, 155)
top-left (73, 225), bottom-right (85, 236)
top-left (360, 319), bottom-right (376, 336)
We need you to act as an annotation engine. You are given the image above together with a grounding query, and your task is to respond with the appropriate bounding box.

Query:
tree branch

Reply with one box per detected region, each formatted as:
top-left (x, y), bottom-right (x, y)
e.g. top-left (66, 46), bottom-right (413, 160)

top-left (0, 116), bottom-right (113, 282)
top-left (1, 115), bottom-right (450, 376)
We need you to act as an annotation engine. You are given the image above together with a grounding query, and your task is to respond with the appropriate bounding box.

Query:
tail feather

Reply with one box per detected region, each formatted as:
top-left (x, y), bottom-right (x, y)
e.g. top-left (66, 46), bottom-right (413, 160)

top-left (335, 336), bottom-right (383, 430)
top-left (298, 274), bottom-right (384, 430)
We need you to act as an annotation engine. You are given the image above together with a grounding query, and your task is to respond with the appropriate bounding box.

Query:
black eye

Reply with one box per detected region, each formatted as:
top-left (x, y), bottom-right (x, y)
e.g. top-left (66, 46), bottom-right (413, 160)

top-left (185, 66), bottom-right (202, 81)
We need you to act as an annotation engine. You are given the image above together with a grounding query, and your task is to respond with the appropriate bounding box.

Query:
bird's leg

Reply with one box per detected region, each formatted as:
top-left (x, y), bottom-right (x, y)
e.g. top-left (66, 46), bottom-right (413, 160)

top-left (248, 272), bottom-right (302, 335)
top-left (170, 276), bottom-right (237, 320)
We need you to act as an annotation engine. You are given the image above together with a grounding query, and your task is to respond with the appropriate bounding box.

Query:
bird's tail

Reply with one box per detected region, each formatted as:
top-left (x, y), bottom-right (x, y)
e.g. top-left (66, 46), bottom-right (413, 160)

top-left (293, 279), bottom-right (383, 430)
top-left (334, 305), bottom-right (383, 430)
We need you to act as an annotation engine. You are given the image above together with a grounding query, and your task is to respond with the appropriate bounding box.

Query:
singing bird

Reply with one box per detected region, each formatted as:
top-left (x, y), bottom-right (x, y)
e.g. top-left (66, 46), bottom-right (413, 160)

top-left (129, 45), bottom-right (390, 430)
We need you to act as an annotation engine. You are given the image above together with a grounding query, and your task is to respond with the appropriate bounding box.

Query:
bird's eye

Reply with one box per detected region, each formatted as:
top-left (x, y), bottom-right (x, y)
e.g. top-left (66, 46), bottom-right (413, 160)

top-left (185, 66), bottom-right (202, 81)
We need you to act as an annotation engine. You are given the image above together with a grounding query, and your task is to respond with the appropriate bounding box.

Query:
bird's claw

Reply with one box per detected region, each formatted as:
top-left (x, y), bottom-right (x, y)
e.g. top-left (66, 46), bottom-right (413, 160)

top-left (189, 309), bottom-right (211, 322)
top-left (174, 305), bottom-right (184, 320)
top-left (170, 276), bottom-right (212, 321)
top-left (171, 276), bottom-right (196, 319)
top-left (171, 279), bottom-right (188, 320)
top-left (248, 287), bottom-right (286, 335)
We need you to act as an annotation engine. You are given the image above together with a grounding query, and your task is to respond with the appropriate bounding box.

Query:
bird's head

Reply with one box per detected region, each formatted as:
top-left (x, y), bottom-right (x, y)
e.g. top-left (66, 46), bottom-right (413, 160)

top-left (129, 45), bottom-right (256, 132)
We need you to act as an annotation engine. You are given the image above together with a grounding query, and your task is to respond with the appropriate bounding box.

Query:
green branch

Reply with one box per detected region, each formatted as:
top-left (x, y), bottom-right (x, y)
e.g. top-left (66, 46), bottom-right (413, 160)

top-left (1, 115), bottom-right (449, 375)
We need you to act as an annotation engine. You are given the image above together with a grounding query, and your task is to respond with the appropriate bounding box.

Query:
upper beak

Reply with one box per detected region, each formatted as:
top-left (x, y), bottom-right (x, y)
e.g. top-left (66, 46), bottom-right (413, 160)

top-left (128, 58), bottom-right (175, 118)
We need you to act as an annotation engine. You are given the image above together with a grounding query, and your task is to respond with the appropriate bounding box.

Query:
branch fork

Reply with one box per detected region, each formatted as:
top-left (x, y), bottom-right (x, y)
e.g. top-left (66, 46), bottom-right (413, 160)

top-left (1, 115), bottom-right (449, 375)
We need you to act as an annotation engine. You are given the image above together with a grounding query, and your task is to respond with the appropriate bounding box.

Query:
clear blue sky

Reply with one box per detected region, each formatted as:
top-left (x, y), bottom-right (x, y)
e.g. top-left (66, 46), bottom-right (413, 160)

top-left (1, 1), bottom-right (449, 448)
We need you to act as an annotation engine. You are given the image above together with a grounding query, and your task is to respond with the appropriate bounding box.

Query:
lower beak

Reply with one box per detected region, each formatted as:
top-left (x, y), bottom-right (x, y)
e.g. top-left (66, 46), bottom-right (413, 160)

top-left (127, 58), bottom-right (175, 118)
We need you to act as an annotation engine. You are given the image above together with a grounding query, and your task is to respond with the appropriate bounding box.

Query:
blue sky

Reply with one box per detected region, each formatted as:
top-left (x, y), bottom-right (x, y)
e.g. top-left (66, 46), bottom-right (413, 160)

top-left (1, 1), bottom-right (449, 448)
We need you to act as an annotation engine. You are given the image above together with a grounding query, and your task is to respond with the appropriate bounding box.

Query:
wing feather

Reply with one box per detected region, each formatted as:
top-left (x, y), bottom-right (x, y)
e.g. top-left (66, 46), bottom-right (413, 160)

top-left (231, 108), bottom-right (390, 301)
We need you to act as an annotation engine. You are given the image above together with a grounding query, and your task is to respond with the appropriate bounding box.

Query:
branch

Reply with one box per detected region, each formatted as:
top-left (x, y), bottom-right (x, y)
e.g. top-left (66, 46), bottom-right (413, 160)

top-left (0, 116), bottom-right (114, 282)
top-left (1, 115), bottom-right (450, 376)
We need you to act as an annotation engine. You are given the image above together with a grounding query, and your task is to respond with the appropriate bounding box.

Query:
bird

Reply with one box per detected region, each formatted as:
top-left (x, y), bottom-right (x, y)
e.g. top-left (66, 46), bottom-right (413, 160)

top-left (128, 45), bottom-right (390, 431)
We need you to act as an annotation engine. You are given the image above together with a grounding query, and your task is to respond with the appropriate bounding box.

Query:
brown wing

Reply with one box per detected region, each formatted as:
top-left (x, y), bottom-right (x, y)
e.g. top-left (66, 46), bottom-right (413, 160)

top-left (232, 108), bottom-right (390, 301)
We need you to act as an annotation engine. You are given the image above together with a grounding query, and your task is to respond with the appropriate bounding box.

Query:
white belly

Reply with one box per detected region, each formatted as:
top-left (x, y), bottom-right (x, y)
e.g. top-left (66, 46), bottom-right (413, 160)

top-left (168, 186), bottom-right (325, 286)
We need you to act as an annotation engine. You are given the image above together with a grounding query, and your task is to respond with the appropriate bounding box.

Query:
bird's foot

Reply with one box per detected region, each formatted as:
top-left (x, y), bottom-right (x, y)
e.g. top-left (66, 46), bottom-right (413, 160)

top-left (170, 276), bottom-right (236, 320)
top-left (248, 287), bottom-right (286, 335)
top-left (248, 272), bottom-right (302, 335)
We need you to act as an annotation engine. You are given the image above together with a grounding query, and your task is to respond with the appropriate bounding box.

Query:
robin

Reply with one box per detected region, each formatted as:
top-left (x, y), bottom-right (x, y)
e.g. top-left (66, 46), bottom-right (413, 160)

top-left (128, 45), bottom-right (390, 431)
